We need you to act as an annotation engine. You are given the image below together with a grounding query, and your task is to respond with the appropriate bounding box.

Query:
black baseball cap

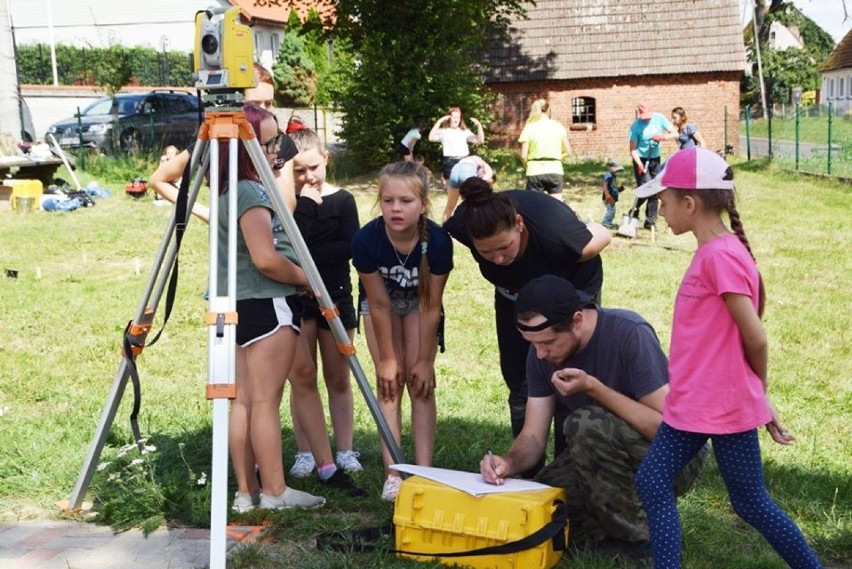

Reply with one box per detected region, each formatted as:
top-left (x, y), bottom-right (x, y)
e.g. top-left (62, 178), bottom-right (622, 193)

top-left (514, 275), bottom-right (593, 332)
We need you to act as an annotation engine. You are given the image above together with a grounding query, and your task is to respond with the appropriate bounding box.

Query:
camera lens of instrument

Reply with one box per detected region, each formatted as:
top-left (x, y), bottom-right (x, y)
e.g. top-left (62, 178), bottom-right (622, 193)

top-left (201, 34), bottom-right (219, 55)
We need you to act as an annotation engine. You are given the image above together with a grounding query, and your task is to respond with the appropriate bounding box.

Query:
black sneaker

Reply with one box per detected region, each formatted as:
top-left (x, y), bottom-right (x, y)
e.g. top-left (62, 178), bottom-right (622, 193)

top-left (643, 221), bottom-right (656, 230)
top-left (321, 468), bottom-right (368, 497)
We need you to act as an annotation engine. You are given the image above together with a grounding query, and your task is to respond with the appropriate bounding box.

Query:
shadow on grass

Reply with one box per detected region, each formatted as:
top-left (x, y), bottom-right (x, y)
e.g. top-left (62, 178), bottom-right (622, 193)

top-left (88, 415), bottom-right (848, 568)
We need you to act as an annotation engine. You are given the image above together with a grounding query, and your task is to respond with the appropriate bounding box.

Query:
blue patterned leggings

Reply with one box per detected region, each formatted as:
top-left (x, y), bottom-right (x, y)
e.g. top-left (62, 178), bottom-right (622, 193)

top-left (635, 423), bottom-right (822, 568)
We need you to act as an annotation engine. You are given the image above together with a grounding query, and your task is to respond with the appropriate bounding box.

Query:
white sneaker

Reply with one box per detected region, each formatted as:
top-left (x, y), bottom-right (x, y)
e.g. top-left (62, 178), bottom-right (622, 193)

top-left (232, 491), bottom-right (260, 513)
top-left (381, 475), bottom-right (402, 502)
top-left (259, 487), bottom-right (326, 510)
top-left (336, 450), bottom-right (363, 473)
top-left (289, 451), bottom-right (316, 478)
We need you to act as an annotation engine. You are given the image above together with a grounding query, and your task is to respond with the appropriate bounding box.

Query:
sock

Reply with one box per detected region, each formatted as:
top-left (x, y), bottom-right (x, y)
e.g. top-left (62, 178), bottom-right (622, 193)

top-left (317, 463), bottom-right (337, 480)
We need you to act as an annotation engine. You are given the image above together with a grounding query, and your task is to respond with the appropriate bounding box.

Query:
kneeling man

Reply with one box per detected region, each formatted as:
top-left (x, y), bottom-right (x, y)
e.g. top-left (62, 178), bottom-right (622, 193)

top-left (480, 275), bottom-right (705, 549)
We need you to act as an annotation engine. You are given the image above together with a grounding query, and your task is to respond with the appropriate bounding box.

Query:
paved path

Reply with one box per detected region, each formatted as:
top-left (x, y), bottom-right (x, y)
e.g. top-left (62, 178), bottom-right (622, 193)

top-left (738, 135), bottom-right (841, 159)
top-left (0, 520), bottom-right (267, 569)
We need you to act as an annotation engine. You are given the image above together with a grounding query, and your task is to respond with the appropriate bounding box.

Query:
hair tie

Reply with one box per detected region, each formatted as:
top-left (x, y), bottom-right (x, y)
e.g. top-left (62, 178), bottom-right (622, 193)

top-left (421, 242), bottom-right (428, 256)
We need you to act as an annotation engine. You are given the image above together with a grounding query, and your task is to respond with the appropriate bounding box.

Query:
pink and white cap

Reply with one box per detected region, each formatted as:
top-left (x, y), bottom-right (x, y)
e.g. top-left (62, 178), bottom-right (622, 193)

top-left (634, 147), bottom-right (734, 198)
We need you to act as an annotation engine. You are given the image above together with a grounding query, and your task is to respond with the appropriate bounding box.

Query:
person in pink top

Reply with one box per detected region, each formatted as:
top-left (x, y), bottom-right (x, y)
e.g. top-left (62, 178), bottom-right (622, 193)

top-left (633, 148), bottom-right (822, 569)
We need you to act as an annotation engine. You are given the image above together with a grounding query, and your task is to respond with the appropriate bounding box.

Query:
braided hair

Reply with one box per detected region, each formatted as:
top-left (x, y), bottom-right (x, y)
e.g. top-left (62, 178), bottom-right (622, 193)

top-left (377, 161), bottom-right (434, 309)
top-left (670, 165), bottom-right (766, 316)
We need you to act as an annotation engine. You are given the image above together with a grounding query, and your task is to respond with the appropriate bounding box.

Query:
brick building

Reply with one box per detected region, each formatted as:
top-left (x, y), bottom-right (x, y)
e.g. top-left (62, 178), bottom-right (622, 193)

top-left (484, 0), bottom-right (746, 161)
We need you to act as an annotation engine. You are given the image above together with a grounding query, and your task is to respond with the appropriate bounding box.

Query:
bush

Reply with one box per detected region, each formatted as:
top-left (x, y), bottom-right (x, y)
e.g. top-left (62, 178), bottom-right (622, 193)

top-left (17, 43), bottom-right (192, 87)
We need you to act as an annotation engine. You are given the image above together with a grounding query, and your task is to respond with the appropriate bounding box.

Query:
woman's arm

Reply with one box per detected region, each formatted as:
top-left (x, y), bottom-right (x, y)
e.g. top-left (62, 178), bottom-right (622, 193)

top-left (563, 134), bottom-right (574, 161)
top-left (359, 271), bottom-right (400, 400)
top-left (149, 149), bottom-right (210, 222)
top-left (240, 206), bottom-right (307, 286)
top-left (579, 222), bottom-right (612, 261)
top-left (428, 116), bottom-right (448, 142)
top-left (519, 141), bottom-right (529, 166)
top-left (468, 117), bottom-right (485, 144)
top-left (692, 128), bottom-right (706, 148)
top-left (410, 272), bottom-right (451, 398)
top-left (274, 159), bottom-right (297, 212)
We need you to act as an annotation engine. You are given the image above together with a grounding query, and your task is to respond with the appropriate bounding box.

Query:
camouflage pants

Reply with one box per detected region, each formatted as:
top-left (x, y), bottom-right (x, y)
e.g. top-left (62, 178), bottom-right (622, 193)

top-left (535, 405), bottom-right (707, 544)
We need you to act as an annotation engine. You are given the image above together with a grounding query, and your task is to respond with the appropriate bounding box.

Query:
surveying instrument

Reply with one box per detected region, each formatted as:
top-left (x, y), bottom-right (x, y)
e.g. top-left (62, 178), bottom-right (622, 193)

top-left (67, 6), bottom-right (403, 568)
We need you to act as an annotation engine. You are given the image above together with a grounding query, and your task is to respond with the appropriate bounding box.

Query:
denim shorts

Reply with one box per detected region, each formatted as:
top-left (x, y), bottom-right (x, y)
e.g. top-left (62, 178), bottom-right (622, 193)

top-left (449, 161), bottom-right (478, 189)
top-left (359, 297), bottom-right (419, 317)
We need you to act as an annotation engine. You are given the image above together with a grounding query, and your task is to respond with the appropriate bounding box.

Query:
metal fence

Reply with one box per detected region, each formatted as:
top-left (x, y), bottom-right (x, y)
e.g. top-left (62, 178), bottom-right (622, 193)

top-left (739, 102), bottom-right (852, 179)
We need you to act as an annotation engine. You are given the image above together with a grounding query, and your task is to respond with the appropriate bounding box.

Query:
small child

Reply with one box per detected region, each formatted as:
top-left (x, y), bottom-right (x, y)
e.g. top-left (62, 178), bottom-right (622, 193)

top-left (601, 160), bottom-right (623, 229)
top-left (284, 128), bottom-right (366, 494)
top-left (634, 147), bottom-right (822, 568)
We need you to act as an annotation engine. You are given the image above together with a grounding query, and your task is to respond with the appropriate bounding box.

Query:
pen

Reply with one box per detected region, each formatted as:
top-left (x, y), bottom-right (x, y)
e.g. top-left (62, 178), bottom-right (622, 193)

top-left (487, 449), bottom-right (501, 485)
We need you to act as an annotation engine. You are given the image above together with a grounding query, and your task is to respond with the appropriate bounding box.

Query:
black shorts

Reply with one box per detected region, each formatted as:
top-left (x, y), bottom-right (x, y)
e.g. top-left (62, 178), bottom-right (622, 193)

top-left (301, 288), bottom-right (358, 331)
top-left (235, 296), bottom-right (301, 347)
top-left (526, 174), bottom-right (565, 194)
top-left (397, 142), bottom-right (412, 158)
top-left (441, 156), bottom-right (466, 180)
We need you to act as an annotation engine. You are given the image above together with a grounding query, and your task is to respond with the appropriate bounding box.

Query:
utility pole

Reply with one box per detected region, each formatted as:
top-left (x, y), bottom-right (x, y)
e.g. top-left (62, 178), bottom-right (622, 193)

top-left (752, 0), bottom-right (769, 116)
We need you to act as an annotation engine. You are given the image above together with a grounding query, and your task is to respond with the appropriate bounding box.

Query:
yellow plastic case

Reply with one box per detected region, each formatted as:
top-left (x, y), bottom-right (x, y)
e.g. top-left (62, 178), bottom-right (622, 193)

top-left (393, 475), bottom-right (568, 569)
top-left (7, 179), bottom-right (43, 211)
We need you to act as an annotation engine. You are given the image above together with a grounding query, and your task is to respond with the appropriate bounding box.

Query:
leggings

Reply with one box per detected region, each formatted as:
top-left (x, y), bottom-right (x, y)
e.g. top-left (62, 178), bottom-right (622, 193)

top-left (635, 423), bottom-right (822, 569)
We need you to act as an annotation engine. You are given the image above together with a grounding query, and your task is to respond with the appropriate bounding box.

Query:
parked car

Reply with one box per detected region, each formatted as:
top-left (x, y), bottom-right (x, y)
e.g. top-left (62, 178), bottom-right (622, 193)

top-left (46, 90), bottom-right (201, 154)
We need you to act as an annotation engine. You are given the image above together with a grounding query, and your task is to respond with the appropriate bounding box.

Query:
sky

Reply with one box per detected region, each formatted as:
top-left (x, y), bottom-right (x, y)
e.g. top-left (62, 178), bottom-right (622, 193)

top-left (743, 0), bottom-right (852, 44)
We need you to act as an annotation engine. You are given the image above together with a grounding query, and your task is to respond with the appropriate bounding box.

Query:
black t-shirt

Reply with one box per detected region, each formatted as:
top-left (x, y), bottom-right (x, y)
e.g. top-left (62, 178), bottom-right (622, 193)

top-left (293, 189), bottom-right (360, 290)
top-left (444, 189), bottom-right (603, 297)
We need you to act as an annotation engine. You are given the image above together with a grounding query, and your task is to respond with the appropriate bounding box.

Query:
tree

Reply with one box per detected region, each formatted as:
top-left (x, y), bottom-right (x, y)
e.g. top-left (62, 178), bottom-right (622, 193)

top-left (744, 1), bottom-right (837, 106)
top-left (272, 24), bottom-right (317, 107)
top-left (333, 0), bottom-right (527, 169)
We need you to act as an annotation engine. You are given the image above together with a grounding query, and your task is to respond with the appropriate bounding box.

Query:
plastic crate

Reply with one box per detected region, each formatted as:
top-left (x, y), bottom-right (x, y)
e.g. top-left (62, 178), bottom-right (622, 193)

top-left (394, 476), bottom-right (568, 569)
top-left (7, 179), bottom-right (44, 211)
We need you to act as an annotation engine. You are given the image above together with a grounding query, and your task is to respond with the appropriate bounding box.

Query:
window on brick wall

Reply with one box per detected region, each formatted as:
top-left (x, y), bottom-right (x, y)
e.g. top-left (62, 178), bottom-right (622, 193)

top-left (571, 97), bottom-right (596, 130)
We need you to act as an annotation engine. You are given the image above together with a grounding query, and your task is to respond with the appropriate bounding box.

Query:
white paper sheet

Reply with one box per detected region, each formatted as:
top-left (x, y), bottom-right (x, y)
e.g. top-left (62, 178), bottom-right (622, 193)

top-left (390, 464), bottom-right (552, 496)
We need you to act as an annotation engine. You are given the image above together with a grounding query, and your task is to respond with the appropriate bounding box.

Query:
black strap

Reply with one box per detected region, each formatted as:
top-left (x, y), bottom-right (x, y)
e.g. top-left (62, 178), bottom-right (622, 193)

top-left (317, 500), bottom-right (567, 558)
top-left (127, 159), bottom-right (193, 451)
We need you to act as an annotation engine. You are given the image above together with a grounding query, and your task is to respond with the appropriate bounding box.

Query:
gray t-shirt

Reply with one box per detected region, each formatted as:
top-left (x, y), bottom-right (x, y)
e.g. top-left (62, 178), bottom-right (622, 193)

top-left (216, 179), bottom-right (300, 300)
top-left (527, 307), bottom-right (668, 410)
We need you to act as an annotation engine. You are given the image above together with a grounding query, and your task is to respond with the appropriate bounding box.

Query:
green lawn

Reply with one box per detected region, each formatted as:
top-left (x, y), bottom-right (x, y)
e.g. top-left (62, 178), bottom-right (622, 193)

top-left (0, 157), bottom-right (849, 568)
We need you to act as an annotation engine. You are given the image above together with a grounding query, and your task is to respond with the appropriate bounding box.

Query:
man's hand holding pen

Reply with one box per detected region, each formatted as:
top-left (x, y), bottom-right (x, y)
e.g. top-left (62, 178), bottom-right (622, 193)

top-left (480, 449), bottom-right (507, 485)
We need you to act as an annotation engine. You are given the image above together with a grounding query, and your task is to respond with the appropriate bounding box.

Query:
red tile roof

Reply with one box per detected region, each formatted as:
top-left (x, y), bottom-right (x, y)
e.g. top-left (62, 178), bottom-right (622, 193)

top-left (486, 0), bottom-right (746, 83)
top-left (228, 0), bottom-right (336, 27)
top-left (820, 29), bottom-right (852, 72)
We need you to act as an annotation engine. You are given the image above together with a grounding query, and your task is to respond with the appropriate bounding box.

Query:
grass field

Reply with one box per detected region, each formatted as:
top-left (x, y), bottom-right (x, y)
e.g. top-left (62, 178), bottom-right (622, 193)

top-left (0, 156), bottom-right (849, 568)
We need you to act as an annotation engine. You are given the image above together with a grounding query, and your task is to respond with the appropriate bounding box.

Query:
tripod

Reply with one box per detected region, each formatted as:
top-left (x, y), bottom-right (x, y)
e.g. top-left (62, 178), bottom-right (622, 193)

top-left (67, 99), bottom-right (404, 569)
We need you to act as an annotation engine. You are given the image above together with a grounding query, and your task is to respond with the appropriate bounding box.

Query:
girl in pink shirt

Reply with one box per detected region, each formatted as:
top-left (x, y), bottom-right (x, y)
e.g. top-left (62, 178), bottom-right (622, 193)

top-left (634, 148), bottom-right (821, 568)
